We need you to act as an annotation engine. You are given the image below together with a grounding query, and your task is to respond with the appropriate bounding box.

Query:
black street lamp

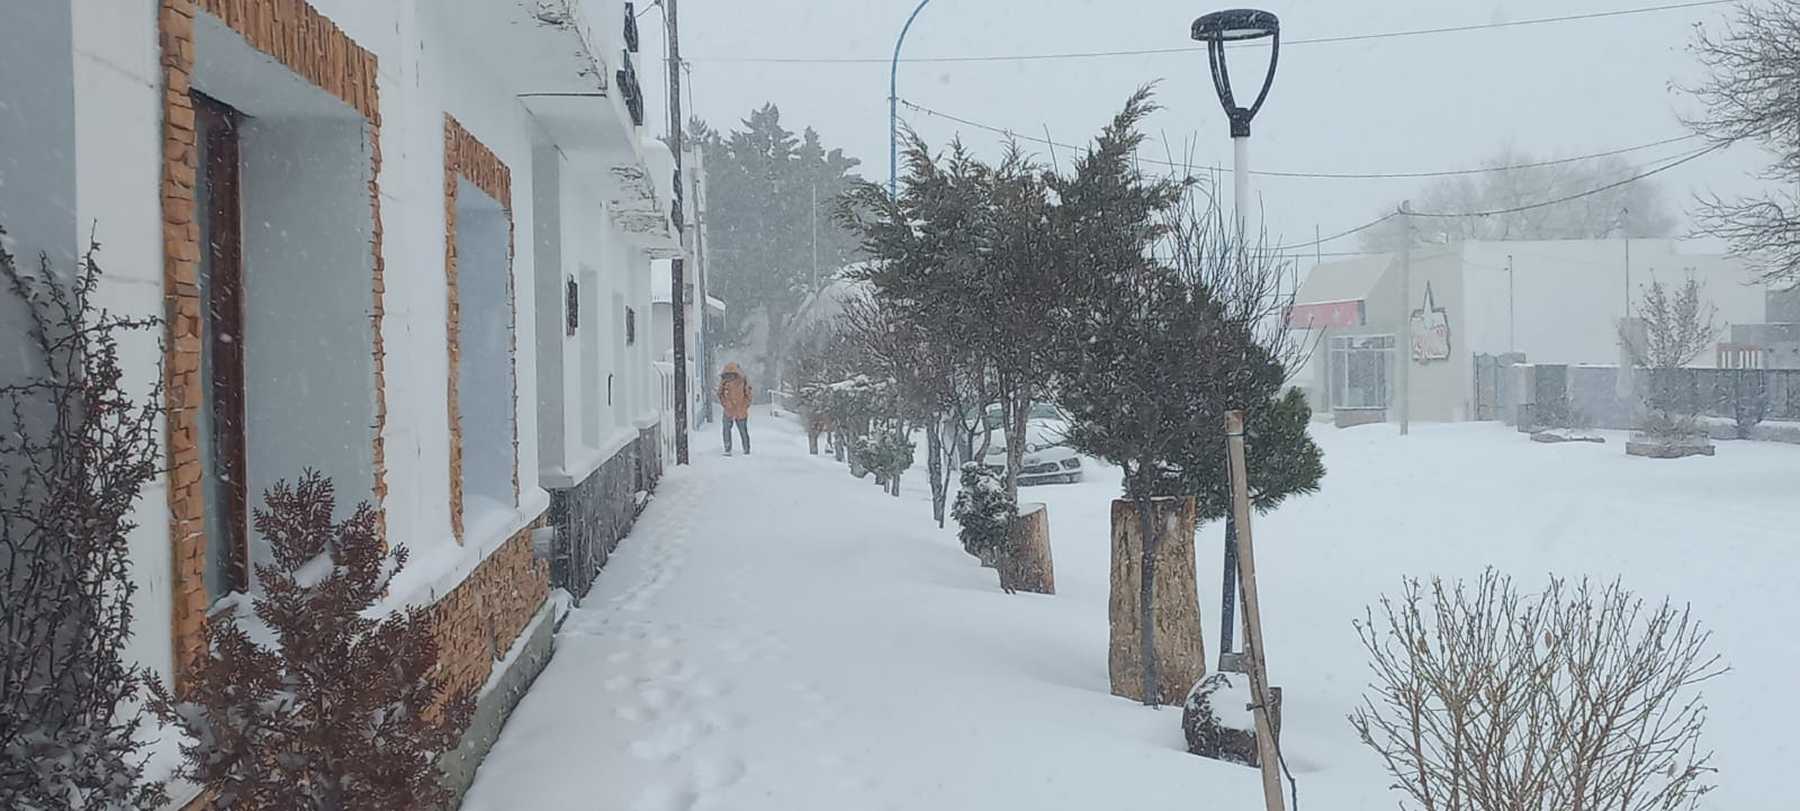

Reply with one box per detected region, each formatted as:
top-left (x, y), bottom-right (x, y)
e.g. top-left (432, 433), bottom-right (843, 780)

top-left (1192, 8), bottom-right (1280, 675)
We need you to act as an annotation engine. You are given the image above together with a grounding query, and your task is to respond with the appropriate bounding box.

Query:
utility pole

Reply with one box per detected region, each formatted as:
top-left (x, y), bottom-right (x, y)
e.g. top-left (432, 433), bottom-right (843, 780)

top-left (811, 182), bottom-right (819, 291)
top-left (1508, 254), bottom-right (1515, 353)
top-left (1397, 200), bottom-right (1412, 436)
top-left (693, 159), bottom-right (712, 426)
top-left (666, 0), bottom-right (689, 465)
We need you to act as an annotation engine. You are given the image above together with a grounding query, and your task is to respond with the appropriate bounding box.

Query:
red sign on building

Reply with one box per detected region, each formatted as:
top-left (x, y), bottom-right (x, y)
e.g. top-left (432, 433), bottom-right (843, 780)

top-left (1286, 299), bottom-right (1364, 329)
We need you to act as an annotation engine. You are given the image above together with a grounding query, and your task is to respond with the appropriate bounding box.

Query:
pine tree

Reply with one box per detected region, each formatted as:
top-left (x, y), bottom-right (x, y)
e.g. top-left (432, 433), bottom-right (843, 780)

top-left (692, 107), bottom-right (863, 376)
top-left (152, 472), bottom-right (474, 810)
top-left (0, 227), bottom-right (168, 809)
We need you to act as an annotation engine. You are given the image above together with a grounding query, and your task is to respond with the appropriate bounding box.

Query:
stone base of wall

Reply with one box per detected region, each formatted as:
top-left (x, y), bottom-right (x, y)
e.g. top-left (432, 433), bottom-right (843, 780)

top-left (438, 599), bottom-right (555, 806)
top-left (547, 446), bottom-right (639, 599)
top-left (637, 424), bottom-right (662, 489)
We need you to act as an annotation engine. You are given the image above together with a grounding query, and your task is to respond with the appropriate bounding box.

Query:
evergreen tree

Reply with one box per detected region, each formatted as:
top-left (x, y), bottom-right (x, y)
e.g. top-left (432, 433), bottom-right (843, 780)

top-left (152, 472), bottom-right (474, 810)
top-left (1051, 87), bottom-right (1323, 704)
top-left (691, 107), bottom-right (863, 380)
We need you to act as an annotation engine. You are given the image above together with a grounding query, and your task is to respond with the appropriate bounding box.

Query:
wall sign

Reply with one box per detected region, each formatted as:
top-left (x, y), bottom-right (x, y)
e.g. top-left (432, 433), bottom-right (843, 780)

top-left (1410, 282), bottom-right (1452, 363)
top-left (566, 276), bottom-right (579, 336)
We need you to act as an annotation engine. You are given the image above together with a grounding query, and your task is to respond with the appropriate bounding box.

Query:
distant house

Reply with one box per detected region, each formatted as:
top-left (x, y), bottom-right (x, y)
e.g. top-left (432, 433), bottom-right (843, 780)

top-left (3, 1), bottom-right (687, 805)
top-left (1287, 239), bottom-right (1769, 424)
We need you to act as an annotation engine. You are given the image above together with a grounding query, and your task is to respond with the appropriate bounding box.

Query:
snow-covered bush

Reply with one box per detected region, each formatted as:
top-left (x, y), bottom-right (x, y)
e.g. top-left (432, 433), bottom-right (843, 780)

top-left (951, 463), bottom-right (1012, 563)
top-left (1351, 570), bottom-right (1723, 811)
top-left (0, 229), bottom-right (168, 809)
top-left (151, 472), bottom-right (474, 809)
top-left (1715, 369), bottom-right (1768, 439)
top-left (852, 431), bottom-right (915, 495)
top-left (1532, 392), bottom-right (1594, 438)
top-left (1182, 673), bottom-right (1278, 768)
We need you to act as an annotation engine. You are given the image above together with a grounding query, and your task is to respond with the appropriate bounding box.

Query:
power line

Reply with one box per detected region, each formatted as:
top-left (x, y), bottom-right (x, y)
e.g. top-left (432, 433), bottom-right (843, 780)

top-left (691, 0), bottom-right (1732, 65)
top-left (1272, 145), bottom-right (1726, 255)
top-left (1273, 214), bottom-right (1399, 252)
top-left (1408, 143), bottom-right (1725, 218)
top-left (899, 99), bottom-right (1699, 181)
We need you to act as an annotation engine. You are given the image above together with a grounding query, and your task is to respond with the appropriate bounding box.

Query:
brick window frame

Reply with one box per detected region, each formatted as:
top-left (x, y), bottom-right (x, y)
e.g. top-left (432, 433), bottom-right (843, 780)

top-left (158, 0), bottom-right (387, 690)
top-left (442, 116), bottom-right (520, 543)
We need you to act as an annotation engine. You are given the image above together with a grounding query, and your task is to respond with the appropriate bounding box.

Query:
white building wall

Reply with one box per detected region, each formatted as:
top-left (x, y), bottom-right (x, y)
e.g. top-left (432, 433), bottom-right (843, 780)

top-left (1462, 240), bottom-right (1767, 366)
top-left (54, 0), bottom-right (673, 686)
top-left (71, 0), bottom-right (174, 688)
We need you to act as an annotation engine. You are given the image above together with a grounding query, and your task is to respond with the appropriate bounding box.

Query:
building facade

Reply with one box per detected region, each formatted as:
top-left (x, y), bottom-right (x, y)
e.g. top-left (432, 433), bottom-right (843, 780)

top-left (1289, 239), bottom-right (1770, 424)
top-left (3, 0), bottom-right (682, 804)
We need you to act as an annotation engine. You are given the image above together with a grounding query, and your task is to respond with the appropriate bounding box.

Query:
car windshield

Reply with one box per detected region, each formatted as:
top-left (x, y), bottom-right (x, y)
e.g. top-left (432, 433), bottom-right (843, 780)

top-left (19, 3), bottom-right (1794, 809)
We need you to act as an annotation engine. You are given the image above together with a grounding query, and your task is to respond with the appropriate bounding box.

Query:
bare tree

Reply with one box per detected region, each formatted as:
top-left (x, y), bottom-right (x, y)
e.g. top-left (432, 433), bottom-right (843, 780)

top-left (1351, 570), bottom-right (1724, 811)
top-left (1, 228), bottom-right (168, 809)
top-left (1622, 278), bottom-right (1719, 437)
top-left (1686, 1), bottom-right (1800, 284)
top-left (1160, 172), bottom-right (1312, 380)
top-left (1361, 147), bottom-right (1677, 251)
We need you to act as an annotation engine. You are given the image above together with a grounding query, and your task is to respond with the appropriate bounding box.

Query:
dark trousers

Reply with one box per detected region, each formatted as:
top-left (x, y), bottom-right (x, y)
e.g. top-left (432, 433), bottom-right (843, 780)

top-left (723, 417), bottom-right (750, 453)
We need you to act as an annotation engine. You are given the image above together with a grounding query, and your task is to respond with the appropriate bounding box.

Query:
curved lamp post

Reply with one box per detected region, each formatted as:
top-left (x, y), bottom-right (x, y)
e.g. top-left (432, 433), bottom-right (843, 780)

top-left (1192, 8), bottom-right (1279, 675)
top-left (890, 0), bottom-right (933, 198)
top-left (1191, 8), bottom-right (1280, 236)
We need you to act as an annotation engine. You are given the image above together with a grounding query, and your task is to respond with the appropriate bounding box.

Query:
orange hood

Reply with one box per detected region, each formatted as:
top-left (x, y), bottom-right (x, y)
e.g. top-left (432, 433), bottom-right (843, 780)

top-left (721, 362), bottom-right (744, 379)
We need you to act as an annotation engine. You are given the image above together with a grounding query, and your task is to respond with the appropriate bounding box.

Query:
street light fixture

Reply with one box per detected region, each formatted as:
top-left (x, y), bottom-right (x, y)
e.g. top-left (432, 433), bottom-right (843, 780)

top-left (1191, 8), bottom-right (1280, 235)
top-left (1192, 8), bottom-right (1280, 676)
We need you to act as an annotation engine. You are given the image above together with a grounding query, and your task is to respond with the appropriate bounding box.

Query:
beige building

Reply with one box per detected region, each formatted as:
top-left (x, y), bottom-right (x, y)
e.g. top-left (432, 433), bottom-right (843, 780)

top-left (1289, 239), bottom-right (1770, 425)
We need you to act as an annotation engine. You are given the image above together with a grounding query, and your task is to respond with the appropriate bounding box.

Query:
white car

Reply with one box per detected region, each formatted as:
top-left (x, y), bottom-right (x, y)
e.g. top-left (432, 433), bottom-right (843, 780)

top-left (980, 403), bottom-right (1084, 486)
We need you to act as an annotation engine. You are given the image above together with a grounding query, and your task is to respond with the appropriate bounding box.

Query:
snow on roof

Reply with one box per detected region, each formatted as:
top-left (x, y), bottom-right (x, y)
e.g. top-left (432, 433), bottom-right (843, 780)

top-left (1294, 253), bottom-right (1394, 305)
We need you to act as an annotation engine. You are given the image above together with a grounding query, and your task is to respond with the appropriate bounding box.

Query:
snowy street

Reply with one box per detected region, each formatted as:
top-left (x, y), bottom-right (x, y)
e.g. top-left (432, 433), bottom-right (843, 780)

top-left (463, 410), bottom-right (1800, 810)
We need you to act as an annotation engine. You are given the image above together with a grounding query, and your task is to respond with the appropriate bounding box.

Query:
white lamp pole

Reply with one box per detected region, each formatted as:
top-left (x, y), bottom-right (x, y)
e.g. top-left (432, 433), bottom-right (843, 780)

top-left (1192, 8), bottom-right (1281, 676)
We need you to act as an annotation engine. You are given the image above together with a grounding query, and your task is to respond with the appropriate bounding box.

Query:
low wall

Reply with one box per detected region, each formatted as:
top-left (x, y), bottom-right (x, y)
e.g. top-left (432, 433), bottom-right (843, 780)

top-left (1505, 363), bottom-right (1800, 440)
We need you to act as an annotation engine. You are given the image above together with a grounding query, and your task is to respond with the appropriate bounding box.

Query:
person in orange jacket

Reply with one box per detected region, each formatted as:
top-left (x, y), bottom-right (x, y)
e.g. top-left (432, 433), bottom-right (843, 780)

top-left (717, 362), bottom-right (752, 455)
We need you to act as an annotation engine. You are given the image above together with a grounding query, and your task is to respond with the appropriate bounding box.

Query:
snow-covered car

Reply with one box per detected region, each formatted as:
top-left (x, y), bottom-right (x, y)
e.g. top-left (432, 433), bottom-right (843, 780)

top-left (979, 403), bottom-right (1083, 485)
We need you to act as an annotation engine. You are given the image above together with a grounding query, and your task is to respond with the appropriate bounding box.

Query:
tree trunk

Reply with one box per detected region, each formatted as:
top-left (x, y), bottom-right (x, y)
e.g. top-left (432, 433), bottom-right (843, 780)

top-left (999, 503), bottom-right (1055, 594)
top-left (1109, 495), bottom-right (1207, 705)
top-left (1004, 394), bottom-right (1030, 508)
top-left (926, 416), bottom-right (946, 524)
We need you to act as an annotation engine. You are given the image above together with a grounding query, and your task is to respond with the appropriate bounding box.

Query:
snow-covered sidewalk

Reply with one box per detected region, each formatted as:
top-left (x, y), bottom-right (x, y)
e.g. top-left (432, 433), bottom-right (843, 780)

top-left (463, 410), bottom-right (1269, 810)
top-left (463, 411), bottom-right (1800, 810)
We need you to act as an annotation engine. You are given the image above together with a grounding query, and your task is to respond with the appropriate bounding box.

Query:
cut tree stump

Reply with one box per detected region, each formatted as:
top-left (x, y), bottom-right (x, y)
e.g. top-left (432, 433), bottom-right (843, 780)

top-left (999, 503), bottom-right (1054, 594)
top-left (1108, 497), bottom-right (1207, 705)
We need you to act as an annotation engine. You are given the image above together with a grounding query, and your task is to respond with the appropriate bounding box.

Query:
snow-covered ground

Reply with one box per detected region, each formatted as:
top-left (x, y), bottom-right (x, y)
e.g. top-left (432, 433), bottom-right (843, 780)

top-left (463, 411), bottom-right (1800, 810)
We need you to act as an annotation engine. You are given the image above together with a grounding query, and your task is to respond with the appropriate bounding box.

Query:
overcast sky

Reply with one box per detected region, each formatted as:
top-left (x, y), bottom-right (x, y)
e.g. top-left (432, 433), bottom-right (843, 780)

top-left (650, 0), bottom-right (1769, 264)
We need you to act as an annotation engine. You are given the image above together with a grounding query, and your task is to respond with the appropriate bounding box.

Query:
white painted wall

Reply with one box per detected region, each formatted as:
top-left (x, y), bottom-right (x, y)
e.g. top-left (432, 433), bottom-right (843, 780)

top-left (72, 0), bottom-right (175, 686)
top-left (59, 0), bottom-right (671, 684)
top-left (1462, 240), bottom-right (1767, 367)
top-left (532, 144), bottom-right (567, 474)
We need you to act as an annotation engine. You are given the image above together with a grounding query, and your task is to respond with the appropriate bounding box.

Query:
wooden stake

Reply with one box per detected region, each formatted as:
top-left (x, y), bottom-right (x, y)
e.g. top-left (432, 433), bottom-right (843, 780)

top-left (1225, 410), bottom-right (1285, 811)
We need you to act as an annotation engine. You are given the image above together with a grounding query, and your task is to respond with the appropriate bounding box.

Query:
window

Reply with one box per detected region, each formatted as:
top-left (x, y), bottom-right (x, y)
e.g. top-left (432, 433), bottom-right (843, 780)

top-left (1330, 334), bottom-right (1394, 409)
top-left (453, 179), bottom-right (516, 526)
top-left (194, 92), bottom-right (249, 600)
